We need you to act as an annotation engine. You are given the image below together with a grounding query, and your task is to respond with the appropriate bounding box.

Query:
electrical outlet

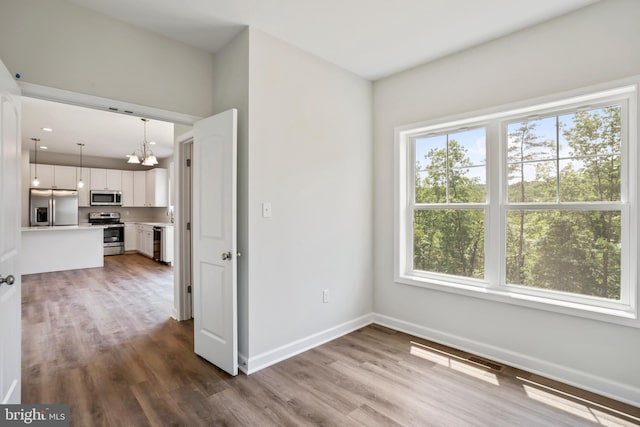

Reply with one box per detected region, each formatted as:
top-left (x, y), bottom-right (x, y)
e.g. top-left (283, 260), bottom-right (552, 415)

top-left (322, 289), bottom-right (330, 304)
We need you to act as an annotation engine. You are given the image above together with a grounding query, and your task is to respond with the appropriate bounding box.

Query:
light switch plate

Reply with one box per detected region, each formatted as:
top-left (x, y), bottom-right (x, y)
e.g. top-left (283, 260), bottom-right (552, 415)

top-left (262, 202), bottom-right (272, 218)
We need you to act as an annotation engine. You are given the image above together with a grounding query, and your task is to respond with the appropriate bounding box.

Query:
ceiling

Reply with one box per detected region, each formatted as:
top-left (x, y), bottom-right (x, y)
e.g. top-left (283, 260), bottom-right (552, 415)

top-left (23, 97), bottom-right (174, 160)
top-left (25, 0), bottom-right (598, 160)
top-left (68, 0), bottom-right (598, 80)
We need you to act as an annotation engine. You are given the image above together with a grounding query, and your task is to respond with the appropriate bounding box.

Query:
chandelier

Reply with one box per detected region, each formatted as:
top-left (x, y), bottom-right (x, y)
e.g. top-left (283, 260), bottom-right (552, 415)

top-left (127, 118), bottom-right (158, 166)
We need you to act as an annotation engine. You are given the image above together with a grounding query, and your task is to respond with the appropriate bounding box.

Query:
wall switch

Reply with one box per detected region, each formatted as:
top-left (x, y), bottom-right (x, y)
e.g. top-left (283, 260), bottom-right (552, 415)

top-left (262, 202), bottom-right (272, 218)
top-left (322, 289), bottom-right (330, 304)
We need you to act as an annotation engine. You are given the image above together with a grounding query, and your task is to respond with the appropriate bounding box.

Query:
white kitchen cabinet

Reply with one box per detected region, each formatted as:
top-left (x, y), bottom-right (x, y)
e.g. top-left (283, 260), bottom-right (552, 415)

top-left (162, 225), bottom-right (174, 265)
top-left (30, 164), bottom-right (54, 188)
top-left (121, 170), bottom-right (134, 207)
top-left (133, 171), bottom-right (146, 207)
top-left (137, 224), bottom-right (154, 258)
top-left (53, 165), bottom-right (77, 189)
top-left (90, 168), bottom-right (122, 190)
top-left (77, 167), bottom-right (90, 207)
top-left (29, 164), bottom-right (79, 189)
top-left (124, 223), bottom-right (137, 252)
top-left (145, 168), bottom-right (168, 207)
top-left (107, 169), bottom-right (122, 191)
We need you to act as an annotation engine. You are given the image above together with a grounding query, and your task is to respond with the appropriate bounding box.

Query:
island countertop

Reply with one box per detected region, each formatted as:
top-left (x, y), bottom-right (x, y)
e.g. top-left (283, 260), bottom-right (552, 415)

top-left (22, 224), bottom-right (104, 232)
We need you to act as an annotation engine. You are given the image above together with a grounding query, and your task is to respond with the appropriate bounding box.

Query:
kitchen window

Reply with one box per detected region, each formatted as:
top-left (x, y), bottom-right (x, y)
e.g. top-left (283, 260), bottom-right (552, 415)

top-left (395, 81), bottom-right (639, 326)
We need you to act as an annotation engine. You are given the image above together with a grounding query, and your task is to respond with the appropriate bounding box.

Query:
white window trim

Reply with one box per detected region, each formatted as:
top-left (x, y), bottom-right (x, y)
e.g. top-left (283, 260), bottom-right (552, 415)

top-left (394, 77), bottom-right (639, 328)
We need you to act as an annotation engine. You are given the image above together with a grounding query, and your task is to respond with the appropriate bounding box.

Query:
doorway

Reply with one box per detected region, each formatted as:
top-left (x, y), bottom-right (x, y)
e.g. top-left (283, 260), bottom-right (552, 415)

top-left (20, 83), bottom-right (198, 321)
top-left (176, 138), bottom-right (194, 319)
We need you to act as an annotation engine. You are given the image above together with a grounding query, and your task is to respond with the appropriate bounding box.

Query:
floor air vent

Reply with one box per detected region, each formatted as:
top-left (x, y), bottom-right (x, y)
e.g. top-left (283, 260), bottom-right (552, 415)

top-left (468, 356), bottom-right (504, 371)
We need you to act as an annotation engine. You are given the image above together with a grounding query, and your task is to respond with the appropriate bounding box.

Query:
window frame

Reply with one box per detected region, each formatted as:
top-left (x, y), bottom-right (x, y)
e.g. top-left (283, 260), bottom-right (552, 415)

top-left (395, 79), bottom-right (639, 327)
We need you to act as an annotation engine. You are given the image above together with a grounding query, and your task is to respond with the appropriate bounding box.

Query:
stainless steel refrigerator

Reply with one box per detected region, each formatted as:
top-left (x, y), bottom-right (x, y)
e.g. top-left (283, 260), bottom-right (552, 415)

top-left (29, 188), bottom-right (79, 226)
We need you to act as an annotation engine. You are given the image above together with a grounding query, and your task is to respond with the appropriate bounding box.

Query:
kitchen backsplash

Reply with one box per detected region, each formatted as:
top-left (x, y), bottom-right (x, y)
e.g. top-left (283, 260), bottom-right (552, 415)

top-left (78, 206), bottom-right (172, 224)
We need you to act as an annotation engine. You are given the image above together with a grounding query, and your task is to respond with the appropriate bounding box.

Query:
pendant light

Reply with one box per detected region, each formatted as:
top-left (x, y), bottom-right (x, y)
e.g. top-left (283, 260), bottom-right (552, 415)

top-left (126, 118), bottom-right (158, 166)
top-left (31, 138), bottom-right (40, 187)
top-left (77, 143), bottom-right (85, 188)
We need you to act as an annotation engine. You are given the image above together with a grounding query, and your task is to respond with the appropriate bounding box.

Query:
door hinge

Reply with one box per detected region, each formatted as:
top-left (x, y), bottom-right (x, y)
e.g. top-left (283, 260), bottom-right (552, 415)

top-left (187, 285), bottom-right (192, 294)
top-left (186, 222), bottom-right (191, 231)
top-left (186, 158), bottom-right (191, 167)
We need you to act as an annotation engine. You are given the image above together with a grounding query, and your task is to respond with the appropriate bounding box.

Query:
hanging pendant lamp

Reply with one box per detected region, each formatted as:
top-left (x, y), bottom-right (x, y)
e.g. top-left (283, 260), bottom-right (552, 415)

top-left (77, 143), bottom-right (85, 188)
top-left (32, 138), bottom-right (40, 187)
top-left (126, 118), bottom-right (158, 166)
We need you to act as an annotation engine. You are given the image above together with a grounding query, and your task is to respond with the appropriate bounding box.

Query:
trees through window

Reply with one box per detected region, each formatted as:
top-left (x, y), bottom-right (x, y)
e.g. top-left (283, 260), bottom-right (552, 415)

top-left (398, 84), bottom-right (636, 317)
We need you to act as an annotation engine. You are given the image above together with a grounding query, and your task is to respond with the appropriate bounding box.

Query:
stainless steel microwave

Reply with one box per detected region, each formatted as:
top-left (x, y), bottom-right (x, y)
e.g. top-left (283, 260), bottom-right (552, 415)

top-left (90, 190), bottom-right (122, 206)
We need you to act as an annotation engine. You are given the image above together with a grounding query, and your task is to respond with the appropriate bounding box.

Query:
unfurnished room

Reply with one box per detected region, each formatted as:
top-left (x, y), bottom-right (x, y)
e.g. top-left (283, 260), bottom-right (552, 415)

top-left (0, 0), bottom-right (639, 425)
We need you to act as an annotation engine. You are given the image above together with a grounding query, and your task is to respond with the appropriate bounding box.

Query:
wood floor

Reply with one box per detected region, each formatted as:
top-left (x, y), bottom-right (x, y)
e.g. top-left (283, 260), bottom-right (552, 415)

top-left (22, 254), bottom-right (640, 426)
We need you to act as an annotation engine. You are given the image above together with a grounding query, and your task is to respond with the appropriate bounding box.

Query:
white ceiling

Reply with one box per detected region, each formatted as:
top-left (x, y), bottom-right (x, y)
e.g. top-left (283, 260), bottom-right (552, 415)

top-left (25, 0), bottom-right (598, 160)
top-left (23, 97), bottom-right (174, 160)
top-left (67, 0), bottom-right (598, 80)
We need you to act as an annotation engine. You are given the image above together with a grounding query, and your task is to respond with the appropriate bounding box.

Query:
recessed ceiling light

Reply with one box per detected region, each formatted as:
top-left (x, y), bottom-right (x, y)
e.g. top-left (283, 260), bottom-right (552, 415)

top-left (149, 141), bottom-right (156, 145)
top-left (40, 146), bottom-right (48, 149)
top-left (41, 127), bottom-right (53, 132)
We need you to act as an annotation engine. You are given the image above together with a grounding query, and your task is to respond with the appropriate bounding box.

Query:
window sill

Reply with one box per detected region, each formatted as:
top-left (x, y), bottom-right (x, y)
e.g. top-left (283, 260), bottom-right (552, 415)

top-left (395, 273), bottom-right (638, 328)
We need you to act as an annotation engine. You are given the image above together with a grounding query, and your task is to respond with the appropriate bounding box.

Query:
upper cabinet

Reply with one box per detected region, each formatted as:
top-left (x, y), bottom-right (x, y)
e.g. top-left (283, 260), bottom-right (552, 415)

top-left (121, 171), bottom-right (134, 207)
top-left (133, 171), bottom-right (146, 207)
top-left (53, 166), bottom-right (77, 189)
top-left (30, 164), bottom-right (77, 189)
top-left (77, 167), bottom-right (90, 207)
top-left (146, 168), bottom-right (168, 207)
top-left (90, 168), bottom-right (122, 191)
top-left (29, 164), bottom-right (54, 188)
top-left (28, 164), bottom-right (168, 207)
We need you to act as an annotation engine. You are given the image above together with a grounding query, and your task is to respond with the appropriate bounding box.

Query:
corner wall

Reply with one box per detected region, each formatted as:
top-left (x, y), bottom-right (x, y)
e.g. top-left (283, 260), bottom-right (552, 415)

top-left (373, 0), bottom-right (640, 405)
top-left (0, 0), bottom-right (215, 117)
top-left (211, 29), bottom-right (251, 360)
top-left (245, 29), bottom-right (373, 370)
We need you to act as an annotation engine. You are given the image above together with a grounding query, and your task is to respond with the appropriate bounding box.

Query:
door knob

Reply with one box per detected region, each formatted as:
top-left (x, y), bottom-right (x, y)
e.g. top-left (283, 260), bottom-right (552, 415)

top-left (221, 252), bottom-right (232, 261)
top-left (0, 275), bottom-right (15, 286)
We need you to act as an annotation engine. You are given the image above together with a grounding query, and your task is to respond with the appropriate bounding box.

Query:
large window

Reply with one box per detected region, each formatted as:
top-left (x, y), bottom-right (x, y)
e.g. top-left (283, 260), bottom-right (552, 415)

top-left (396, 83), bottom-right (638, 324)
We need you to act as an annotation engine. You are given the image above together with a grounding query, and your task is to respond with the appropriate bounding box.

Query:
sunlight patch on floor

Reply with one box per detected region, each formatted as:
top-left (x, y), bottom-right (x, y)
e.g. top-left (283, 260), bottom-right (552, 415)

top-left (409, 342), bottom-right (499, 386)
top-left (519, 377), bottom-right (640, 427)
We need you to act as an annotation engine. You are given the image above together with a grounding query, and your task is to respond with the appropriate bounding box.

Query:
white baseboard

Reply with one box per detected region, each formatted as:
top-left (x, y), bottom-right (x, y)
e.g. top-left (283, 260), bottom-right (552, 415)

top-left (244, 313), bottom-right (374, 374)
top-left (372, 313), bottom-right (640, 407)
top-left (238, 353), bottom-right (248, 374)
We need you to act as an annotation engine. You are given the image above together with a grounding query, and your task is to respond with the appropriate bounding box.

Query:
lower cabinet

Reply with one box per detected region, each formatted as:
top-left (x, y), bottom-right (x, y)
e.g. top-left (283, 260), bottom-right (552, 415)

top-left (124, 223), bottom-right (137, 252)
top-left (137, 225), bottom-right (154, 258)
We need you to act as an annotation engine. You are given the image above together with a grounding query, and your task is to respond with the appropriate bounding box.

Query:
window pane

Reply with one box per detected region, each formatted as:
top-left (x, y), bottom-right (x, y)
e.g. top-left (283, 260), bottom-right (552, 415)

top-left (559, 156), bottom-right (620, 202)
top-left (414, 209), bottom-right (484, 279)
top-left (449, 165), bottom-right (486, 203)
top-left (561, 106), bottom-right (621, 157)
top-left (506, 210), bottom-right (621, 300)
top-left (415, 135), bottom-right (446, 204)
top-left (507, 117), bottom-right (557, 163)
top-left (507, 161), bottom-right (556, 202)
top-left (449, 128), bottom-right (486, 167)
top-left (415, 128), bottom-right (486, 204)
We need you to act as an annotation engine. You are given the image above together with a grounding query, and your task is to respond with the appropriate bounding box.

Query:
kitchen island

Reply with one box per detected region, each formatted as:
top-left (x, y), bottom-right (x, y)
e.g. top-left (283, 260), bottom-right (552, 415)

top-left (21, 225), bottom-right (104, 274)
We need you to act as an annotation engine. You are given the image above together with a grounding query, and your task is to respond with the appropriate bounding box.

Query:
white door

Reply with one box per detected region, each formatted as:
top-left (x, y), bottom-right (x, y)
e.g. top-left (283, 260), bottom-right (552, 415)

top-left (192, 109), bottom-right (238, 376)
top-left (0, 59), bottom-right (22, 403)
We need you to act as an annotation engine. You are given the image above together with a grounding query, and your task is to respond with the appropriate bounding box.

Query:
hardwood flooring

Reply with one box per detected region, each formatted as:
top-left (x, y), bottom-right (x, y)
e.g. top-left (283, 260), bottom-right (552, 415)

top-left (22, 254), bottom-right (640, 426)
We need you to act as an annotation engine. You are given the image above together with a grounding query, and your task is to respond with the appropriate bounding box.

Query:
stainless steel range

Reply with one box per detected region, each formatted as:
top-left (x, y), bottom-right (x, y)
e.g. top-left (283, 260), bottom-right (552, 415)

top-left (89, 212), bottom-right (125, 256)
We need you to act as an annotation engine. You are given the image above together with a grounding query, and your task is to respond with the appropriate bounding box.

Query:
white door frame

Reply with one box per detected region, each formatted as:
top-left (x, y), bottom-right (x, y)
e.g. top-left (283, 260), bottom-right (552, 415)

top-left (20, 81), bottom-right (200, 321)
top-left (174, 132), bottom-right (193, 320)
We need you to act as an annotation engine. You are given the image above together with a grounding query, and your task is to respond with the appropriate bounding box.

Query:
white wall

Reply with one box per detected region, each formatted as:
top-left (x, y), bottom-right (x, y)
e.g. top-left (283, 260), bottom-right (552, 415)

top-left (373, 0), bottom-right (640, 405)
top-left (0, 0), bottom-right (215, 117)
top-left (211, 29), bottom-right (251, 358)
top-left (245, 29), bottom-right (373, 369)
